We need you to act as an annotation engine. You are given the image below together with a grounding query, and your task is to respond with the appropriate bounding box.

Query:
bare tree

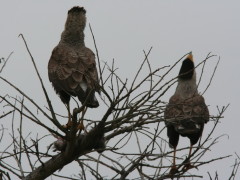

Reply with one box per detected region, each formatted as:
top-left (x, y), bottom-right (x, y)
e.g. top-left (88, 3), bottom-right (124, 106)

top-left (0, 32), bottom-right (237, 180)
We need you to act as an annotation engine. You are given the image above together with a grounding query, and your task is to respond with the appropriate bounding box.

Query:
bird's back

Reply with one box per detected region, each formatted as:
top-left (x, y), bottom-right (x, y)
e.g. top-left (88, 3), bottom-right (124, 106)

top-left (164, 94), bottom-right (209, 135)
top-left (48, 43), bottom-right (100, 107)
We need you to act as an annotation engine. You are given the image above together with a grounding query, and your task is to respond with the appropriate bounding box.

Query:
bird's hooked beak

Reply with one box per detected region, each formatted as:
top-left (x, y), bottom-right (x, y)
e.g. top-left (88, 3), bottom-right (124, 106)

top-left (187, 52), bottom-right (193, 62)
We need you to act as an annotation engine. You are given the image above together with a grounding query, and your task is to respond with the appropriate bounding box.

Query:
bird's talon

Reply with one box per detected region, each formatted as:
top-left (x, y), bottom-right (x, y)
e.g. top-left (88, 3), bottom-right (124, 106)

top-left (77, 120), bottom-right (85, 131)
top-left (62, 121), bottom-right (73, 129)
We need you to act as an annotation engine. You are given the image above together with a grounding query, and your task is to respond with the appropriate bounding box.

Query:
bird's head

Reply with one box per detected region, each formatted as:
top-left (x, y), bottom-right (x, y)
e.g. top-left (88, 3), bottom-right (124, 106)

top-left (68, 6), bottom-right (86, 14)
top-left (178, 52), bottom-right (195, 80)
top-left (65, 6), bottom-right (87, 32)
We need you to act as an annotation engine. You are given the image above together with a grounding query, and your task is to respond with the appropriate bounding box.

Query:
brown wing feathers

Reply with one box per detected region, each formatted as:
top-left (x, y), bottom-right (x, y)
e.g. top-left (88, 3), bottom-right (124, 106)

top-left (48, 45), bottom-right (99, 107)
top-left (165, 95), bottom-right (209, 133)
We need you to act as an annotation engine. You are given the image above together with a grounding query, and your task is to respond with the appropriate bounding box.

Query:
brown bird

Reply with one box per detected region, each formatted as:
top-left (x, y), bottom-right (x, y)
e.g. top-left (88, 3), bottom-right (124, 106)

top-left (48, 7), bottom-right (100, 129)
top-left (164, 53), bottom-right (209, 174)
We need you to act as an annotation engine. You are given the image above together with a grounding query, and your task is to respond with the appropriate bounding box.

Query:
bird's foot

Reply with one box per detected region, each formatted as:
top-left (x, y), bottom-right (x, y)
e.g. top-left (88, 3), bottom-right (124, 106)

top-left (77, 120), bottom-right (85, 131)
top-left (169, 165), bottom-right (179, 175)
top-left (62, 121), bottom-right (73, 129)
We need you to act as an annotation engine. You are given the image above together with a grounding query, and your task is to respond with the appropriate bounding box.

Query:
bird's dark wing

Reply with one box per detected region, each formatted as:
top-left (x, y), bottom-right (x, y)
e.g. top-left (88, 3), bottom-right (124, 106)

top-left (77, 47), bottom-right (100, 93)
top-left (164, 94), bottom-right (209, 135)
top-left (48, 44), bottom-right (100, 105)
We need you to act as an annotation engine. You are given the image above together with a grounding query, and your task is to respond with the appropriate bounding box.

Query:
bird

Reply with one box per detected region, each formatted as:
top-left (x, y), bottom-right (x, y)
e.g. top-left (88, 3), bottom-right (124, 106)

top-left (164, 52), bottom-right (209, 174)
top-left (48, 6), bottom-right (100, 129)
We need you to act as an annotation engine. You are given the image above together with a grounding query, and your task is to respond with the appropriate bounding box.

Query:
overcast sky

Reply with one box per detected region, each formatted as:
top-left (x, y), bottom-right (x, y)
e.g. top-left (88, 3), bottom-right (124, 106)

top-left (1, 0), bottom-right (240, 179)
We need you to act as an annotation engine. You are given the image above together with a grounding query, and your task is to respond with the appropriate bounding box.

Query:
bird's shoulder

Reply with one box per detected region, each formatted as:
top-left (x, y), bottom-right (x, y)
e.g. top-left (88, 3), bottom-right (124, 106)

top-left (77, 47), bottom-right (96, 66)
top-left (165, 94), bottom-right (209, 123)
top-left (49, 44), bottom-right (78, 64)
top-left (49, 44), bottom-right (96, 64)
top-left (164, 95), bottom-right (182, 119)
top-left (48, 44), bottom-right (77, 81)
top-left (168, 94), bottom-right (207, 106)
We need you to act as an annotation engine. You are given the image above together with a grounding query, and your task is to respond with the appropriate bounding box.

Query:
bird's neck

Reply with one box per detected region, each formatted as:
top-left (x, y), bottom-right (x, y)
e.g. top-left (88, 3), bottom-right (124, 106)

top-left (60, 30), bottom-right (85, 46)
top-left (174, 72), bottom-right (198, 99)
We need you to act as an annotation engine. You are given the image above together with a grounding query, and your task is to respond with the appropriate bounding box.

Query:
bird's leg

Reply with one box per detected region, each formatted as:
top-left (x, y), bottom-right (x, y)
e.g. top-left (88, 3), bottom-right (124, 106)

top-left (183, 144), bottom-right (197, 171)
top-left (78, 107), bottom-right (87, 132)
top-left (188, 144), bottom-right (193, 157)
top-left (63, 103), bottom-right (72, 129)
top-left (169, 147), bottom-right (179, 175)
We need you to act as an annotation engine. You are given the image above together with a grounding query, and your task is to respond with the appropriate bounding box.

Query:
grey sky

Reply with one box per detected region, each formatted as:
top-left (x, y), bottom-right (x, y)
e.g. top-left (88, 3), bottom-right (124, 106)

top-left (1, 0), bottom-right (240, 179)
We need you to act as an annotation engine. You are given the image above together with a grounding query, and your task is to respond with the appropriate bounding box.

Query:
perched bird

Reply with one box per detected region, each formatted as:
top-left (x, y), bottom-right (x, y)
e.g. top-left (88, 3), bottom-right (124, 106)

top-left (164, 53), bottom-right (209, 174)
top-left (48, 7), bottom-right (100, 129)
